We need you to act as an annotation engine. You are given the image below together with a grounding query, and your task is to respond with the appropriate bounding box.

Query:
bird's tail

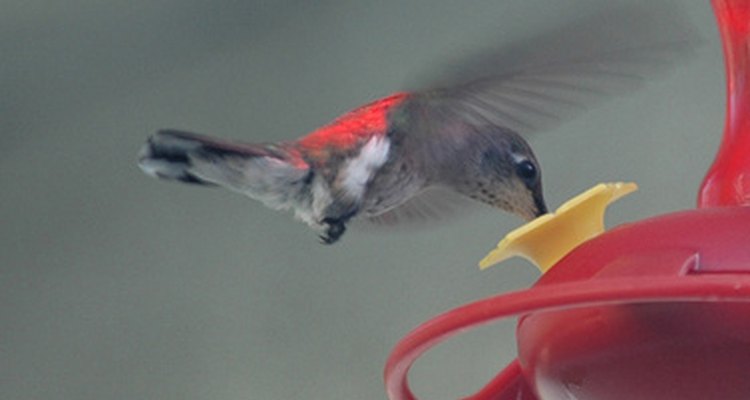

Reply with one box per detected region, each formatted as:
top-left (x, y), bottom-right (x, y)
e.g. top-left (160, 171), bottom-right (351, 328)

top-left (138, 130), bottom-right (215, 185)
top-left (137, 129), bottom-right (310, 202)
top-left (138, 129), bottom-right (289, 185)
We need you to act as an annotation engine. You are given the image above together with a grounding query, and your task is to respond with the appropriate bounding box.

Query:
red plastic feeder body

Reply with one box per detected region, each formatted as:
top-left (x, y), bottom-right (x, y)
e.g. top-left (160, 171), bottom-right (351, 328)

top-left (385, 1), bottom-right (750, 399)
top-left (519, 207), bottom-right (750, 400)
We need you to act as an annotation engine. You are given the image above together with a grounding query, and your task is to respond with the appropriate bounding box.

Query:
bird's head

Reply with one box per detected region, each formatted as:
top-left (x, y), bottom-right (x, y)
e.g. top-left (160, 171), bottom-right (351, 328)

top-left (445, 127), bottom-right (547, 221)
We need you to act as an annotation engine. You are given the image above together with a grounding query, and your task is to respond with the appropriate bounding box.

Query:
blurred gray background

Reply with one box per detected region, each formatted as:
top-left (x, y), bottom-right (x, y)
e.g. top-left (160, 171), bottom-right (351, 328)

top-left (0, 1), bottom-right (722, 399)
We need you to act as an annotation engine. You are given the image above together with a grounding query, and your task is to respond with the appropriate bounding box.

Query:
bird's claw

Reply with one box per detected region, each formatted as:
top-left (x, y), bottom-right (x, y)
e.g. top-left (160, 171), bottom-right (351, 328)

top-left (318, 235), bottom-right (336, 245)
top-left (318, 217), bottom-right (347, 245)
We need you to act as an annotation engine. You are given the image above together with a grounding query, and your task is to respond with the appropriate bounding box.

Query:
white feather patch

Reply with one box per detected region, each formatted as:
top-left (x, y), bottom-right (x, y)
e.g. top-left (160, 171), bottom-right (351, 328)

top-left (341, 137), bottom-right (391, 199)
top-left (299, 175), bottom-right (333, 227)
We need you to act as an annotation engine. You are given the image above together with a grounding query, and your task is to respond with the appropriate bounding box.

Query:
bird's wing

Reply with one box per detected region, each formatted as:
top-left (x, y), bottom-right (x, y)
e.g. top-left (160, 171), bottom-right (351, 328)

top-left (396, 2), bottom-right (699, 137)
top-left (360, 186), bottom-right (480, 229)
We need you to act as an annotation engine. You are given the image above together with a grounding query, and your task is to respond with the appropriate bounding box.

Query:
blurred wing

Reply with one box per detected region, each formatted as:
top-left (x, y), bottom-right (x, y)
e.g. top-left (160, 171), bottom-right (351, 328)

top-left (400, 2), bottom-right (700, 135)
top-left (360, 186), bottom-right (480, 229)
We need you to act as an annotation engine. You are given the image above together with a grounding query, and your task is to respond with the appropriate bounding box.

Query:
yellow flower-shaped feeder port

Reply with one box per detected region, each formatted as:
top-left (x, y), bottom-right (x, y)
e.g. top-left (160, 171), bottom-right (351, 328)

top-left (479, 182), bottom-right (638, 273)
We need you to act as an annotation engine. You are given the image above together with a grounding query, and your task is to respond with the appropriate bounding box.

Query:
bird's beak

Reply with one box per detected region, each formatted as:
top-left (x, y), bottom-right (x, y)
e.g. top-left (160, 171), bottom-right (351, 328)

top-left (533, 191), bottom-right (548, 218)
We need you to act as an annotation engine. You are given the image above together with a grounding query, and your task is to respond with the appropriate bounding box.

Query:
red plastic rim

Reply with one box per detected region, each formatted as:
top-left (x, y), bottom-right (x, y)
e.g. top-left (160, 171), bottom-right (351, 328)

top-left (384, 275), bottom-right (750, 400)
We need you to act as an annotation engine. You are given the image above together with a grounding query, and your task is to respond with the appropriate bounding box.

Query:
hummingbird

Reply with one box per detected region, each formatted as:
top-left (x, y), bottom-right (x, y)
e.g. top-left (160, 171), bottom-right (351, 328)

top-left (138, 4), bottom-right (695, 244)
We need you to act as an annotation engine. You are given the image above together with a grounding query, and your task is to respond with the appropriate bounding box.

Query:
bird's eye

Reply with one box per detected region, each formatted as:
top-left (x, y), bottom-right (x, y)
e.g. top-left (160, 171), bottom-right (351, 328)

top-left (515, 160), bottom-right (537, 182)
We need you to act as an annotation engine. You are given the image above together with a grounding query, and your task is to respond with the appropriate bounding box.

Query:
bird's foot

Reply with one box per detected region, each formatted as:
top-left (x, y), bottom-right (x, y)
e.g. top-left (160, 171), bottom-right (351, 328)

top-left (317, 208), bottom-right (358, 245)
top-left (319, 218), bottom-right (347, 245)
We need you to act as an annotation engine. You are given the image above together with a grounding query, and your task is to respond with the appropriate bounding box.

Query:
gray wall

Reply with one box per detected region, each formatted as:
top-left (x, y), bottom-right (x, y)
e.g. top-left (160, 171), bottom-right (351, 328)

top-left (0, 1), bottom-right (722, 399)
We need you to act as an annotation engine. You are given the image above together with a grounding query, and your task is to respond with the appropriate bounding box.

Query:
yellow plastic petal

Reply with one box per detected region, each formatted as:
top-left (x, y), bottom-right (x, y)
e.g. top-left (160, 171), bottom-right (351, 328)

top-left (479, 182), bottom-right (638, 273)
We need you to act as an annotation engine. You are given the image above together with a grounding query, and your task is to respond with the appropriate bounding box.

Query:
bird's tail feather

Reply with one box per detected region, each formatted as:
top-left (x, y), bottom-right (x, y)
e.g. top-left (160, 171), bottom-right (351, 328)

top-left (137, 129), bottom-right (275, 186)
top-left (138, 130), bottom-right (208, 185)
top-left (138, 129), bottom-right (311, 210)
